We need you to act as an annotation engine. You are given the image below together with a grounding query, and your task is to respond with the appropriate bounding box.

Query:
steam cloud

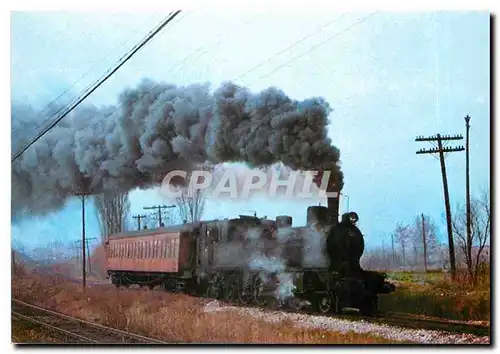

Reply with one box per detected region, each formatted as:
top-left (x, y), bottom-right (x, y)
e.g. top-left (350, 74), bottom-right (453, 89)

top-left (12, 79), bottom-right (343, 216)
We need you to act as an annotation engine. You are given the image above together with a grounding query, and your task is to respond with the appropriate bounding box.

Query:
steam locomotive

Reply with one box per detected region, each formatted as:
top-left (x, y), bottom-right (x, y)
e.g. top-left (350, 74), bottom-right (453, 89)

top-left (104, 202), bottom-right (396, 316)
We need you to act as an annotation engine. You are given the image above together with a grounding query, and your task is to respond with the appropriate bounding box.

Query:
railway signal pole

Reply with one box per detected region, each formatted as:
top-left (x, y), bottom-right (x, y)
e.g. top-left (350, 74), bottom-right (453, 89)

top-left (416, 133), bottom-right (464, 279)
top-left (132, 214), bottom-right (147, 230)
top-left (143, 205), bottom-right (176, 227)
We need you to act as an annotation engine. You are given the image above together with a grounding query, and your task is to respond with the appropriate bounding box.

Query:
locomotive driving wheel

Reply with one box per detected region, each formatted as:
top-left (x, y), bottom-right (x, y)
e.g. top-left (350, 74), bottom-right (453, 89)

top-left (207, 282), bottom-right (222, 299)
top-left (314, 291), bottom-right (337, 314)
top-left (253, 276), bottom-right (270, 307)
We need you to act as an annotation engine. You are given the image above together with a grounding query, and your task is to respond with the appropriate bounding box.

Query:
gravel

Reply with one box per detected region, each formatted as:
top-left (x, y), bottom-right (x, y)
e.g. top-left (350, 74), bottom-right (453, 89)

top-left (203, 300), bottom-right (490, 344)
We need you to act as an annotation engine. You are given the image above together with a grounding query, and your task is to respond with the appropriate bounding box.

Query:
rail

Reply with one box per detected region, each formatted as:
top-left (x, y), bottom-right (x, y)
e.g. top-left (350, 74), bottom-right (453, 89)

top-left (12, 298), bottom-right (167, 344)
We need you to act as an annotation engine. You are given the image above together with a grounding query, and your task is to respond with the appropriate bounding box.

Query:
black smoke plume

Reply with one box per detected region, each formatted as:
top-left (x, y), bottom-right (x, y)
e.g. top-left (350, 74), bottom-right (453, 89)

top-left (12, 79), bottom-right (343, 216)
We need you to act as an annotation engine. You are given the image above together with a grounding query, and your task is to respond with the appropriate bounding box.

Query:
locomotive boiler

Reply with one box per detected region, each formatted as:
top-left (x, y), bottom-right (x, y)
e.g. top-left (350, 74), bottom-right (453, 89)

top-left (105, 201), bottom-right (396, 316)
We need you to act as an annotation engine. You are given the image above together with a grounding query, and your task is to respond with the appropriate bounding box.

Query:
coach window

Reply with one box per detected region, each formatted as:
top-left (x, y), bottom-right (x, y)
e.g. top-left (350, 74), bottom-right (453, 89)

top-left (159, 240), bottom-right (164, 259)
top-left (134, 242), bottom-right (138, 258)
top-left (173, 238), bottom-right (178, 257)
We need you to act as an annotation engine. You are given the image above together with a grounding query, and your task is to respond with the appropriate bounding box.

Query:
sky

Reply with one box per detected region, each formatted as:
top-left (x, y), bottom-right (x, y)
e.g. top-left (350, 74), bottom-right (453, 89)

top-left (10, 11), bottom-right (490, 252)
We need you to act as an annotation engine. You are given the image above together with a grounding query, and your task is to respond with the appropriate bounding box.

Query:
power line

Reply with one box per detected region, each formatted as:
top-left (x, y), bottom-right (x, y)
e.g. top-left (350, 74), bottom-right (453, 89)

top-left (132, 214), bottom-right (148, 230)
top-left (202, 13), bottom-right (375, 111)
top-left (11, 11), bottom-right (182, 163)
top-left (255, 12), bottom-right (378, 82)
top-left (166, 14), bottom-right (262, 78)
top-left (232, 13), bottom-right (347, 82)
top-left (15, 12), bottom-right (179, 160)
top-left (27, 13), bottom-right (164, 136)
top-left (143, 205), bottom-right (176, 228)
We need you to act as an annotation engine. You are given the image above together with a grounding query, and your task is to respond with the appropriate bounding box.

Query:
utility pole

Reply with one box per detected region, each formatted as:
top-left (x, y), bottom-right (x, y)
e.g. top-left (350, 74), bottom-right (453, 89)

top-left (422, 214), bottom-right (428, 272)
top-left (74, 237), bottom-right (97, 275)
top-left (75, 191), bottom-right (91, 290)
top-left (416, 133), bottom-right (464, 279)
top-left (391, 233), bottom-right (395, 267)
top-left (132, 214), bottom-right (147, 231)
top-left (86, 237), bottom-right (91, 274)
top-left (465, 115), bottom-right (472, 272)
top-left (143, 205), bottom-right (176, 228)
top-left (12, 250), bottom-right (16, 273)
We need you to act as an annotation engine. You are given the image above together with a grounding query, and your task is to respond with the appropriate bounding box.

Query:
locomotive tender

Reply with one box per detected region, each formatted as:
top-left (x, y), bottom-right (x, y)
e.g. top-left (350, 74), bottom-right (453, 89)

top-left (105, 202), bottom-right (396, 316)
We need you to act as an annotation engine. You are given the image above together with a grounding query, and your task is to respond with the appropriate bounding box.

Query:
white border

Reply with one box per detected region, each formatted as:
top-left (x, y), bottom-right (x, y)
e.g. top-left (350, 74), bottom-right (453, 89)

top-left (4, 1), bottom-right (497, 353)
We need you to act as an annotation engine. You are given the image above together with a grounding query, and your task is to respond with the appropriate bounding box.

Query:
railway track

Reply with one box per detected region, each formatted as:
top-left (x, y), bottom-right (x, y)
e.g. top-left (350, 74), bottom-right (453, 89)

top-left (117, 284), bottom-right (490, 337)
top-left (276, 305), bottom-right (490, 337)
top-left (374, 312), bottom-right (490, 337)
top-left (11, 299), bottom-right (167, 344)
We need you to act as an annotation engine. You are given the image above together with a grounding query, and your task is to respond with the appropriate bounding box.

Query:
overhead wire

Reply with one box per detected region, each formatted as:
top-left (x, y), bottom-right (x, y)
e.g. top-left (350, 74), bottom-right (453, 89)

top-left (12, 11), bottom-right (182, 163)
top-left (27, 13), bottom-right (166, 138)
top-left (13, 11), bottom-right (377, 164)
top-left (232, 13), bottom-right (347, 82)
top-left (254, 12), bottom-right (379, 83)
top-left (165, 13), bottom-right (263, 78)
top-left (201, 12), bottom-right (378, 111)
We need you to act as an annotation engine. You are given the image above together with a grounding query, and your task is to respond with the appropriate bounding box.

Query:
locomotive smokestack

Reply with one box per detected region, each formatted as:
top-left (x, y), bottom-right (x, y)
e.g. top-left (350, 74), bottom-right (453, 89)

top-left (313, 171), bottom-right (341, 225)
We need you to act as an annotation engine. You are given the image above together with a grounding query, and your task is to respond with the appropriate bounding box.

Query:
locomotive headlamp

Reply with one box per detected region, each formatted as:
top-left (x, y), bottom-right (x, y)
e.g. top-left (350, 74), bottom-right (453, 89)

top-left (348, 212), bottom-right (359, 224)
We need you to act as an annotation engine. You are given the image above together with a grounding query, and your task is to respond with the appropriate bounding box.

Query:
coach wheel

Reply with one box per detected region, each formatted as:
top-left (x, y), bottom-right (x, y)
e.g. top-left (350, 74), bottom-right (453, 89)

top-left (112, 276), bottom-right (120, 288)
top-left (224, 282), bottom-right (238, 303)
top-left (314, 292), bottom-right (334, 314)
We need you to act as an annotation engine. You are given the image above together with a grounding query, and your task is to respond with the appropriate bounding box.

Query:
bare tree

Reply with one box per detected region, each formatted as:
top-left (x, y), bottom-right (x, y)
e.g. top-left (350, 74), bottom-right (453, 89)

top-left (174, 163), bottom-right (214, 223)
top-left (394, 223), bottom-right (412, 267)
top-left (452, 188), bottom-right (491, 283)
top-left (175, 186), bottom-right (206, 223)
top-left (410, 215), bottom-right (439, 270)
top-left (31, 239), bottom-right (73, 264)
top-left (94, 190), bottom-right (130, 241)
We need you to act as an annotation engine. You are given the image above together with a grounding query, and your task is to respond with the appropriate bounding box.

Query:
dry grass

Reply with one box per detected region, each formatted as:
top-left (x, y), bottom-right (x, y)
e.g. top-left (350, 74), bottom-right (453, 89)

top-left (381, 266), bottom-right (490, 322)
top-left (12, 319), bottom-right (63, 343)
top-left (12, 274), bottom-right (397, 344)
